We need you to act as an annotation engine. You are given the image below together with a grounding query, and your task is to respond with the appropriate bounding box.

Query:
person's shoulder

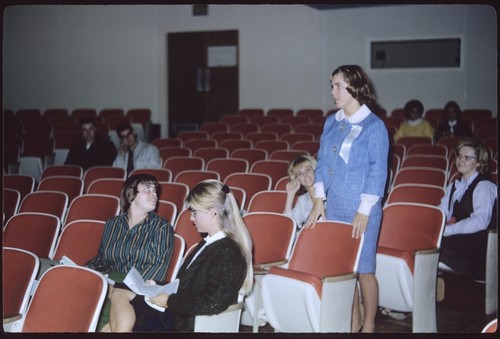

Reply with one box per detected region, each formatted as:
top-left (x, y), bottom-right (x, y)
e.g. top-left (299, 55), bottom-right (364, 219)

top-left (95, 136), bottom-right (115, 146)
top-left (105, 212), bottom-right (124, 224)
top-left (214, 237), bottom-right (242, 253)
top-left (366, 112), bottom-right (385, 125)
top-left (149, 212), bottom-right (172, 228)
top-left (69, 138), bottom-right (85, 149)
top-left (143, 141), bottom-right (159, 151)
top-left (477, 176), bottom-right (498, 189)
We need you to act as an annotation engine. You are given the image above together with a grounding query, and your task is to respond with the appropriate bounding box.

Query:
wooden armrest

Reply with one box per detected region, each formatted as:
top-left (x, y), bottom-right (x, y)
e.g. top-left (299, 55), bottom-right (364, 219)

top-left (222, 301), bottom-right (244, 313)
top-left (322, 272), bottom-right (358, 283)
top-left (254, 259), bottom-right (288, 270)
top-left (3, 314), bottom-right (22, 324)
top-left (253, 267), bottom-right (270, 275)
top-left (414, 248), bottom-right (439, 255)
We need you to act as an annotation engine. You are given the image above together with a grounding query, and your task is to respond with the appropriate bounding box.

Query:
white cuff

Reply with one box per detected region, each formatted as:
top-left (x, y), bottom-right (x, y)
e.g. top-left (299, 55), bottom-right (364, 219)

top-left (357, 193), bottom-right (379, 216)
top-left (314, 182), bottom-right (325, 199)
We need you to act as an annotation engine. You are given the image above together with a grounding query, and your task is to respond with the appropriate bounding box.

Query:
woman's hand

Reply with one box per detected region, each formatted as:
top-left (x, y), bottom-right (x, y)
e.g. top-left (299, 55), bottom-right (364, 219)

top-left (352, 212), bottom-right (368, 239)
top-left (304, 198), bottom-right (325, 229)
top-left (285, 179), bottom-right (301, 195)
top-left (149, 293), bottom-right (169, 308)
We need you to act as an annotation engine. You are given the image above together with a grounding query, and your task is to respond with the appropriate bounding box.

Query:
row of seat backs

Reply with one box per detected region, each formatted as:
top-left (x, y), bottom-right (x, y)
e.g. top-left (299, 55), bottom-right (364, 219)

top-left (4, 202), bottom-right (446, 332)
top-left (3, 247), bottom-right (107, 332)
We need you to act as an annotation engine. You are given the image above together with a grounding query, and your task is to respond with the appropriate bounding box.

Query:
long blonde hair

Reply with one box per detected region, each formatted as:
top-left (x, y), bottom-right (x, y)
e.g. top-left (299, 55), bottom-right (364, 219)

top-left (185, 179), bottom-right (253, 295)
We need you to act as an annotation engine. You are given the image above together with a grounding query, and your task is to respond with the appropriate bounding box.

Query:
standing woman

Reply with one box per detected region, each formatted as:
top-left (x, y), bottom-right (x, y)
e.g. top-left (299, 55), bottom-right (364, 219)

top-left (306, 65), bottom-right (389, 332)
top-left (105, 179), bottom-right (253, 332)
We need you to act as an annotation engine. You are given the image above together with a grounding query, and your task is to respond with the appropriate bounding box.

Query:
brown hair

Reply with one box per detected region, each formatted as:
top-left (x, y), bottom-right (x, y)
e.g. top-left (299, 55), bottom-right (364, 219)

top-left (120, 174), bottom-right (159, 212)
top-left (330, 65), bottom-right (376, 106)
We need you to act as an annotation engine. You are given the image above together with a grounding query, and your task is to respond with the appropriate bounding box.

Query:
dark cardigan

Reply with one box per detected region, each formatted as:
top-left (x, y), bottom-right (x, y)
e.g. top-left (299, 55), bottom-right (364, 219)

top-left (132, 236), bottom-right (247, 332)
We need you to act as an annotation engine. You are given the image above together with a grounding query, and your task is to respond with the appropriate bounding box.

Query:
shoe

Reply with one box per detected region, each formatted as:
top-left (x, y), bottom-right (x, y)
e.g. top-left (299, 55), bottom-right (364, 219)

top-left (387, 311), bottom-right (409, 320)
top-left (380, 308), bottom-right (409, 320)
top-left (436, 277), bottom-right (445, 302)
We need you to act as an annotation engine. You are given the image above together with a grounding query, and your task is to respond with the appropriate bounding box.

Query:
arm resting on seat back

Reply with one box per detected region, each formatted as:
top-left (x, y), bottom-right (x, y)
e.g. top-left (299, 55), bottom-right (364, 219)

top-left (320, 273), bottom-right (358, 333)
top-left (412, 249), bottom-right (439, 333)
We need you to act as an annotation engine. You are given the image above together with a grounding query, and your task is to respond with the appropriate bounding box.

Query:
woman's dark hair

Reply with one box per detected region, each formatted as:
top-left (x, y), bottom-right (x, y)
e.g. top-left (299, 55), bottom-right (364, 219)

top-left (120, 173), bottom-right (159, 211)
top-left (443, 100), bottom-right (463, 122)
top-left (78, 117), bottom-right (97, 128)
top-left (330, 65), bottom-right (376, 106)
top-left (403, 99), bottom-right (424, 119)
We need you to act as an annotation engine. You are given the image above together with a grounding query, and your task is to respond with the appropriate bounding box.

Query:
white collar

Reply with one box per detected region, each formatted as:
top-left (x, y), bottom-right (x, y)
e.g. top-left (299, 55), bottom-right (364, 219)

top-left (204, 230), bottom-right (226, 245)
top-left (335, 104), bottom-right (371, 124)
top-left (407, 118), bottom-right (423, 126)
top-left (461, 171), bottom-right (479, 187)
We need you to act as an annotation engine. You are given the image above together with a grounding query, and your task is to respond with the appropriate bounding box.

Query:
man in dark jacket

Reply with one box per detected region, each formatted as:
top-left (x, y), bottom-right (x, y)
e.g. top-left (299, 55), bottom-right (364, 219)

top-left (65, 117), bottom-right (117, 170)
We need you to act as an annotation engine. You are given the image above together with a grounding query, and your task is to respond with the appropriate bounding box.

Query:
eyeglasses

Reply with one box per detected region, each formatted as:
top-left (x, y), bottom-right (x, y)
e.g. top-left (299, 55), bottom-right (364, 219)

top-left (120, 131), bottom-right (134, 139)
top-left (455, 152), bottom-right (477, 162)
top-left (138, 185), bottom-right (157, 194)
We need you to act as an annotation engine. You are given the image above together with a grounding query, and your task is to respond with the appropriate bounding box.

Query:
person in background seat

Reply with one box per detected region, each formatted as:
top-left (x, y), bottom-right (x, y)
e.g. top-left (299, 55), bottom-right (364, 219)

top-left (113, 122), bottom-right (161, 176)
top-left (434, 101), bottom-right (473, 142)
top-left (65, 117), bottom-right (117, 170)
top-left (393, 99), bottom-right (434, 142)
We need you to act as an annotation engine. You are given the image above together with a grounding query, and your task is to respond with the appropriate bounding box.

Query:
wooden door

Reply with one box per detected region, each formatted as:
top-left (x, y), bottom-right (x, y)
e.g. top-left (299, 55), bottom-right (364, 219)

top-left (168, 30), bottom-right (239, 136)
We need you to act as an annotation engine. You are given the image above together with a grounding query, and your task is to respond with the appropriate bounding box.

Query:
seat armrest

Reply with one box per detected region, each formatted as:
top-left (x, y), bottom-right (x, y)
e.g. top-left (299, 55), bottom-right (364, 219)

top-left (412, 248), bottom-right (440, 332)
top-left (3, 314), bottom-right (22, 324)
top-left (222, 301), bottom-right (244, 313)
top-left (323, 272), bottom-right (358, 283)
top-left (320, 273), bottom-right (358, 332)
top-left (414, 248), bottom-right (439, 255)
top-left (254, 259), bottom-right (288, 270)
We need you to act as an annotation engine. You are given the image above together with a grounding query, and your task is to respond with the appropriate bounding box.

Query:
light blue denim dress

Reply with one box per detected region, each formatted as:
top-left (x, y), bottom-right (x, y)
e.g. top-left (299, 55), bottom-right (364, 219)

top-left (315, 105), bottom-right (389, 273)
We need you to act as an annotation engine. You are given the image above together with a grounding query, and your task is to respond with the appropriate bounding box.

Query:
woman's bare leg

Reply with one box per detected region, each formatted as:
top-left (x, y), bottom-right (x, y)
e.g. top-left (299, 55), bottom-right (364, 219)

top-left (358, 273), bottom-right (378, 333)
top-left (351, 282), bottom-right (363, 332)
top-left (109, 288), bottom-right (137, 332)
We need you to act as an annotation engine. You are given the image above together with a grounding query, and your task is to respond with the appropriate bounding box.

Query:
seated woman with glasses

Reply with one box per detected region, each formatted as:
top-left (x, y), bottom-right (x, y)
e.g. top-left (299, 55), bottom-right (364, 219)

top-left (438, 138), bottom-right (497, 281)
top-left (104, 179), bottom-right (253, 332)
top-left (85, 173), bottom-right (175, 331)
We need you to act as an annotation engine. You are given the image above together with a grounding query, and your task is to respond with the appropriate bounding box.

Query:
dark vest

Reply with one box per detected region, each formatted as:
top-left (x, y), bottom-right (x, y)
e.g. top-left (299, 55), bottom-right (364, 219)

top-left (449, 173), bottom-right (497, 230)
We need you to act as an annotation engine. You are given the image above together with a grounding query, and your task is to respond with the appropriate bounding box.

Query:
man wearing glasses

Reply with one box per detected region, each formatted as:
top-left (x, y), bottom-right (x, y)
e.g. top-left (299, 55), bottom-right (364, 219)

top-left (65, 117), bottom-right (117, 171)
top-left (113, 122), bottom-right (162, 175)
